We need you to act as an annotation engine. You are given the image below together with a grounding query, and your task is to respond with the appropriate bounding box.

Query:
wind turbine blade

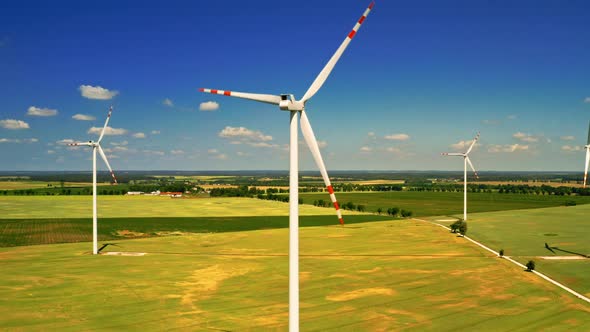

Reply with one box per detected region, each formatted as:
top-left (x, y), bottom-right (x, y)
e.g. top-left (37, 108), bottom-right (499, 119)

top-left (465, 132), bottom-right (480, 155)
top-left (466, 156), bottom-right (479, 179)
top-left (587, 120), bottom-right (590, 145)
top-left (584, 148), bottom-right (590, 188)
top-left (300, 110), bottom-right (343, 225)
top-left (441, 152), bottom-right (463, 156)
top-left (300, 1), bottom-right (374, 103)
top-left (97, 145), bottom-right (118, 184)
top-left (97, 106), bottom-right (113, 143)
top-left (199, 88), bottom-right (281, 105)
top-left (68, 142), bottom-right (93, 146)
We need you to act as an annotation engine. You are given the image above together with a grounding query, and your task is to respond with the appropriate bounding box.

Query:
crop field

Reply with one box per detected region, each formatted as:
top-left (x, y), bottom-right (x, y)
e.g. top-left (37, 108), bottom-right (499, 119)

top-left (428, 204), bottom-right (590, 295)
top-left (1, 219), bottom-right (589, 331)
top-left (298, 191), bottom-right (590, 216)
top-left (0, 181), bottom-right (95, 190)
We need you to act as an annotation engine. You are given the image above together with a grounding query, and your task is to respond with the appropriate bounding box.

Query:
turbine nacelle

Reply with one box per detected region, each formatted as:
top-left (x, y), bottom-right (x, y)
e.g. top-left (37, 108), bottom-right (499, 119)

top-left (279, 94), bottom-right (304, 111)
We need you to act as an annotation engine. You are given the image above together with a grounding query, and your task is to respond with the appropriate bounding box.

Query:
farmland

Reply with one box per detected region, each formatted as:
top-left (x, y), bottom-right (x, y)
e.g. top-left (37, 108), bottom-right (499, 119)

top-left (298, 191), bottom-right (590, 216)
top-left (1, 219), bottom-right (589, 330)
top-left (428, 204), bottom-right (590, 295)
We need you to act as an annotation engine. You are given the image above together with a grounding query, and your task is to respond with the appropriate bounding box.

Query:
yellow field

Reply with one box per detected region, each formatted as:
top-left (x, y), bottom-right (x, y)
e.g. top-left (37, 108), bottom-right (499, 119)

top-left (0, 181), bottom-right (96, 190)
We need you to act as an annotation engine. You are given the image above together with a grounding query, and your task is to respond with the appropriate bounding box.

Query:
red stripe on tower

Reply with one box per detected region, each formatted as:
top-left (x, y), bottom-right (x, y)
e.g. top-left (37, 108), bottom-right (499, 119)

top-left (211, 89), bottom-right (218, 94)
top-left (224, 91), bottom-right (231, 96)
top-left (348, 30), bottom-right (357, 39)
top-left (358, 16), bottom-right (366, 24)
top-left (327, 185), bottom-right (334, 194)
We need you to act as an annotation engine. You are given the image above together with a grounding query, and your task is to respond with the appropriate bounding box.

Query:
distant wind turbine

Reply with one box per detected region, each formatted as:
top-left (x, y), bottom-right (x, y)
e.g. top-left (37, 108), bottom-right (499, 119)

top-left (199, 2), bottom-right (375, 330)
top-left (442, 132), bottom-right (480, 221)
top-left (584, 121), bottom-right (590, 188)
top-left (68, 106), bottom-right (118, 255)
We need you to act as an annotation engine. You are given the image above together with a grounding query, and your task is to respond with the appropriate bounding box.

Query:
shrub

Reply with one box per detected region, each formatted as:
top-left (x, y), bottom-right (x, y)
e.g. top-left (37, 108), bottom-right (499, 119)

top-left (499, 249), bottom-right (504, 257)
top-left (526, 260), bottom-right (535, 271)
top-left (564, 200), bottom-right (577, 206)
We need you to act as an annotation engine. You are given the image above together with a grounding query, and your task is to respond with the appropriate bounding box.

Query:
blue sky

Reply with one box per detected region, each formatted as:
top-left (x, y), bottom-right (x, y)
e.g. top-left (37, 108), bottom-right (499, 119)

top-left (1, 0), bottom-right (589, 172)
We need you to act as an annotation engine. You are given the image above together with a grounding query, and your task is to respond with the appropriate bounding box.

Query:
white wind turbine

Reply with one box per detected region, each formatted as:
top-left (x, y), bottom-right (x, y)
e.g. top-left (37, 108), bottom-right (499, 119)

top-left (442, 132), bottom-right (480, 221)
top-left (584, 121), bottom-right (590, 188)
top-left (199, 2), bottom-right (374, 330)
top-left (69, 106), bottom-right (118, 255)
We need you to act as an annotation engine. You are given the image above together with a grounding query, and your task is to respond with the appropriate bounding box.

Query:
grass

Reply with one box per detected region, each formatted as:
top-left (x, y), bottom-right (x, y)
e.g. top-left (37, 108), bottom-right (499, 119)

top-left (428, 204), bottom-right (590, 296)
top-left (0, 215), bottom-right (391, 247)
top-left (298, 191), bottom-right (590, 216)
top-left (0, 196), bottom-right (367, 219)
top-left (0, 181), bottom-right (95, 190)
top-left (1, 220), bottom-right (589, 331)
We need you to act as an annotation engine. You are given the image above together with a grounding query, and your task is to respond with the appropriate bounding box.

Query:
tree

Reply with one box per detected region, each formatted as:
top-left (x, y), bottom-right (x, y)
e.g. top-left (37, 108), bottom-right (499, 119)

top-left (526, 260), bottom-right (535, 271)
top-left (377, 207), bottom-right (382, 215)
top-left (356, 204), bottom-right (366, 212)
top-left (458, 221), bottom-right (467, 236)
top-left (499, 249), bottom-right (504, 257)
top-left (400, 209), bottom-right (413, 218)
top-left (450, 220), bottom-right (462, 233)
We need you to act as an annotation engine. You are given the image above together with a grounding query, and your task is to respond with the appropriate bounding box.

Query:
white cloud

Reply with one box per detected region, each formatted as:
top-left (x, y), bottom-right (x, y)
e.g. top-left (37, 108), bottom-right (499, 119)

top-left (0, 119), bottom-right (30, 130)
top-left (513, 132), bottom-right (538, 143)
top-left (368, 132), bottom-right (375, 137)
top-left (27, 106), bottom-right (58, 117)
top-left (113, 146), bottom-right (128, 152)
top-left (215, 153), bottom-right (228, 160)
top-left (386, 147), bottom-right (402, 153)
top-left (561, 145), bottom-right (582, 152)
top-left (236, 151), bottom-right (251, 157)
top-left (488, 144), bottom-right (529, 153)
top-left (250, 142), bottom-right (279, 148)
top-left (218, 126), bottom-right (273, 145)
top-left (584, 97), bottom-right (590, 103)
top-left (0, 138), bottom-right (37, 143)
top-left (110, 140), bottom-right (128, 146)
top-left (507, 114), bottom-right (517, 120)
top-left (47, 150), bottom-right (55, 154)
top-left (56, 139), bottom-right (75, 145)
top-left (79, 85), bottom-right (119, 100)
top-left (170, 149), bottom-right (185, 155)
top-left (163, 98), bottom-right (174, 107)
top-left (87, 126), bottom-right (128, 136)
top-left (143, 150), bottom-right (165, 156)
top-left (317, 140), bottom-right (328, 148)
top-left (0, 138), bottom-right (18, 143)
top-left (560, 135), bottom-right (575, 141)
top-left (450, 140), bottom-right (469, 151)
top-left (208, 149), bottom-right (218, 154)
top-left (200, 101), bottom-right (219, 111)
top-left (133, 132), bottom-right (146, 139)
top-left (151, 130), bottom-right (160, 135)
top-left (384, 133), bottom-right (410, 141)
top-left (360, 146), bottom-right (372, 152)
top-left (72, 114), bottom-right (96, 121)
top-left (482, 119), bottom-right (501, 125)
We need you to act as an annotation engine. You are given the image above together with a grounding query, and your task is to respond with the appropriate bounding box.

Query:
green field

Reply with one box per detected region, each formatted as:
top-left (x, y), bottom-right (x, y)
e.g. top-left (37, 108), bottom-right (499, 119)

top-left (298, 191), bottom-right (590, 216)
top-left (1, 219), bottom-right (589, 331)
top-left (0, 181), bottom-right (96, 190)
top-left (428, 204), bottom-right (590, 296)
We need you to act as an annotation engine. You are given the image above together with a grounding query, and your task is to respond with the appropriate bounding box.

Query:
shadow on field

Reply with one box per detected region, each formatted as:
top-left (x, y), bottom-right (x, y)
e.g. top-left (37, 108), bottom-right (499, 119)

top-left (0, 215), bottom-right (393, 247)
top-left (545, 242), bottom-right (589, 258)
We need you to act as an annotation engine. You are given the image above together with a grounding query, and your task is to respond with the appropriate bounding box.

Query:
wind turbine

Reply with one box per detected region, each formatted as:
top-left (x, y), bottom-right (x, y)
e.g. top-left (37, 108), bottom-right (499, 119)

top-left (68, 106), bottom-right (118, 255)
top-left (442, 132), bottom-right (480, 221)
top-left (199, 2), bottom-right (374, 330)
top-left (584, 121), bottom-right (590, 188)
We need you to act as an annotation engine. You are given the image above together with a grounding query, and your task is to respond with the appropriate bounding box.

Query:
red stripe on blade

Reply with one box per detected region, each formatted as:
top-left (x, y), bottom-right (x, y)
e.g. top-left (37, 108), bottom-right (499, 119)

top-left (358, 16), bottom-right (366, 24)
top-left (224, 91), bottom-right (231, 96)
top-left (198, 88), bottom-right (205, 92)
top-left (348, 30), bottom-right (357, 39)
top-left (369, 2), bottom-right (375, 9)
top-left (327, 185), bottom-right (334, 194)
top-left (211, 89), bottom-right (218, 94)
top-left (333, 202), bottom-right (340, 210)
top-left (339, 218), bottom-right (344, 225)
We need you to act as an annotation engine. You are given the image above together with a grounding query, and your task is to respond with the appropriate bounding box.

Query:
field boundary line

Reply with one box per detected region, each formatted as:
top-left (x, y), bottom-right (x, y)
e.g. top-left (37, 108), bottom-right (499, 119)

top-left (414, 218), bottom-right (590, 305)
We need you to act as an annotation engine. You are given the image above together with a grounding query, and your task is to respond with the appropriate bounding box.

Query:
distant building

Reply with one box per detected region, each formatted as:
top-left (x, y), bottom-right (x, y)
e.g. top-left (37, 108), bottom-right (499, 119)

top-left (126, 191), bottom-right (144, 195)
top-left (160, 191), bottom-right (183, 198)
